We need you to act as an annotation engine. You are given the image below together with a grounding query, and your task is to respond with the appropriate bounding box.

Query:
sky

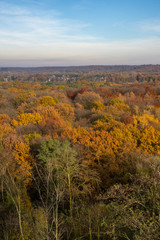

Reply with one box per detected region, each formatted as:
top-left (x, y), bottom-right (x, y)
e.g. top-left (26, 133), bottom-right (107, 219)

top-left (0, 0), bottom-right (160, 66)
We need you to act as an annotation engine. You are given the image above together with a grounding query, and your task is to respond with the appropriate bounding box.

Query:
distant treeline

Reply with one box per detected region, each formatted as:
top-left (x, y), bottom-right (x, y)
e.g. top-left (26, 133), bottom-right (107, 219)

top-left (1, 64), bottom-right (160, 73)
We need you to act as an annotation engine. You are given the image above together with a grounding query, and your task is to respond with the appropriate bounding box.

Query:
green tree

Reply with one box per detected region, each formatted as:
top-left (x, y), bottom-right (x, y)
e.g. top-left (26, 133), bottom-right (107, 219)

top-left (33, 140), bottom-right (79, 240)
top-left (33, 139), bottom-right (99, 240)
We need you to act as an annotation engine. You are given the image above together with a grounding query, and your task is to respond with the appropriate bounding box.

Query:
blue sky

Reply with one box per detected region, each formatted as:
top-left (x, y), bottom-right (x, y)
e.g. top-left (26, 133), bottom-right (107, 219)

top-left (0, 0), bottom-right (160, 66)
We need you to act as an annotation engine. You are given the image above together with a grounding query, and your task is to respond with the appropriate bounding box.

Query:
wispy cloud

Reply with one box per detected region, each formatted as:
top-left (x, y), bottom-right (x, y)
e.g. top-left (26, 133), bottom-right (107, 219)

top-left (139, 20), bottom-right (160, 34)
top-left (0, 6), bottom-right (29, 15)
top-left (0, 1), bottom-right (98, 47)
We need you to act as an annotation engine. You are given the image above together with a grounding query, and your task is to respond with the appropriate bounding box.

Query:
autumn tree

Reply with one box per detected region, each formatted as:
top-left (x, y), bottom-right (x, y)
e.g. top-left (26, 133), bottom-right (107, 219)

top-left (0, 135), bottom-right (33, 240)
top-left (75, 92), bottom-right (103, 110)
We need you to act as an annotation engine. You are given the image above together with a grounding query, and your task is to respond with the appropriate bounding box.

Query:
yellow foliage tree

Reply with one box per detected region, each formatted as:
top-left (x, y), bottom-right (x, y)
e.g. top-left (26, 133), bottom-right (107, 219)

top-left (133, 114), bottom-right (159, 128)
top-left (108, 98), bottom-right (130, 111)
top-left (1, 138), bottom-right (33, 240)
top-left (139, 126), bottom-right (160, 154)
top-left (24, 132), bottom-right (41, 144)
top-left (12, 112), bottom-right (42, 127)
top-left (70, 126), bottom-right (116, 164)
top-left (0, 113), bottom-right (11, 124)
top-left (92, 100), bottom-right (104, 112)
top-left (37, 96), bottom-right (58, 106)
top-left (13, 141), bottom-right (32, 185)
top-left (0, 123), bottom-right (15, 141)
top-left (110, 126), bottom-right (137, 154)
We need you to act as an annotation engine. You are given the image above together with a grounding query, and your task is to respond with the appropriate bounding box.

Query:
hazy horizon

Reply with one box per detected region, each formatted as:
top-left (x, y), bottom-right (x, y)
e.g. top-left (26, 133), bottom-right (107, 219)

top-left (1, 64), bottom-right (160, 68)
top-left (1, 0), bottom-right (160, 67)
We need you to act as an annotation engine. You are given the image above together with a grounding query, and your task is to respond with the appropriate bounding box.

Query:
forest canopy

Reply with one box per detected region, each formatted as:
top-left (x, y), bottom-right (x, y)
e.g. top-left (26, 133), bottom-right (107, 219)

top-left (0, 73), bottom-right (160, 240)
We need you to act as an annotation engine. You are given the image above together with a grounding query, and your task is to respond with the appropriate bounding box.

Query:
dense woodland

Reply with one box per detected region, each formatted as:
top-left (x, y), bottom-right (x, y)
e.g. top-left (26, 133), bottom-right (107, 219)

top-left (0, 70), bottom-right (160, 240)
